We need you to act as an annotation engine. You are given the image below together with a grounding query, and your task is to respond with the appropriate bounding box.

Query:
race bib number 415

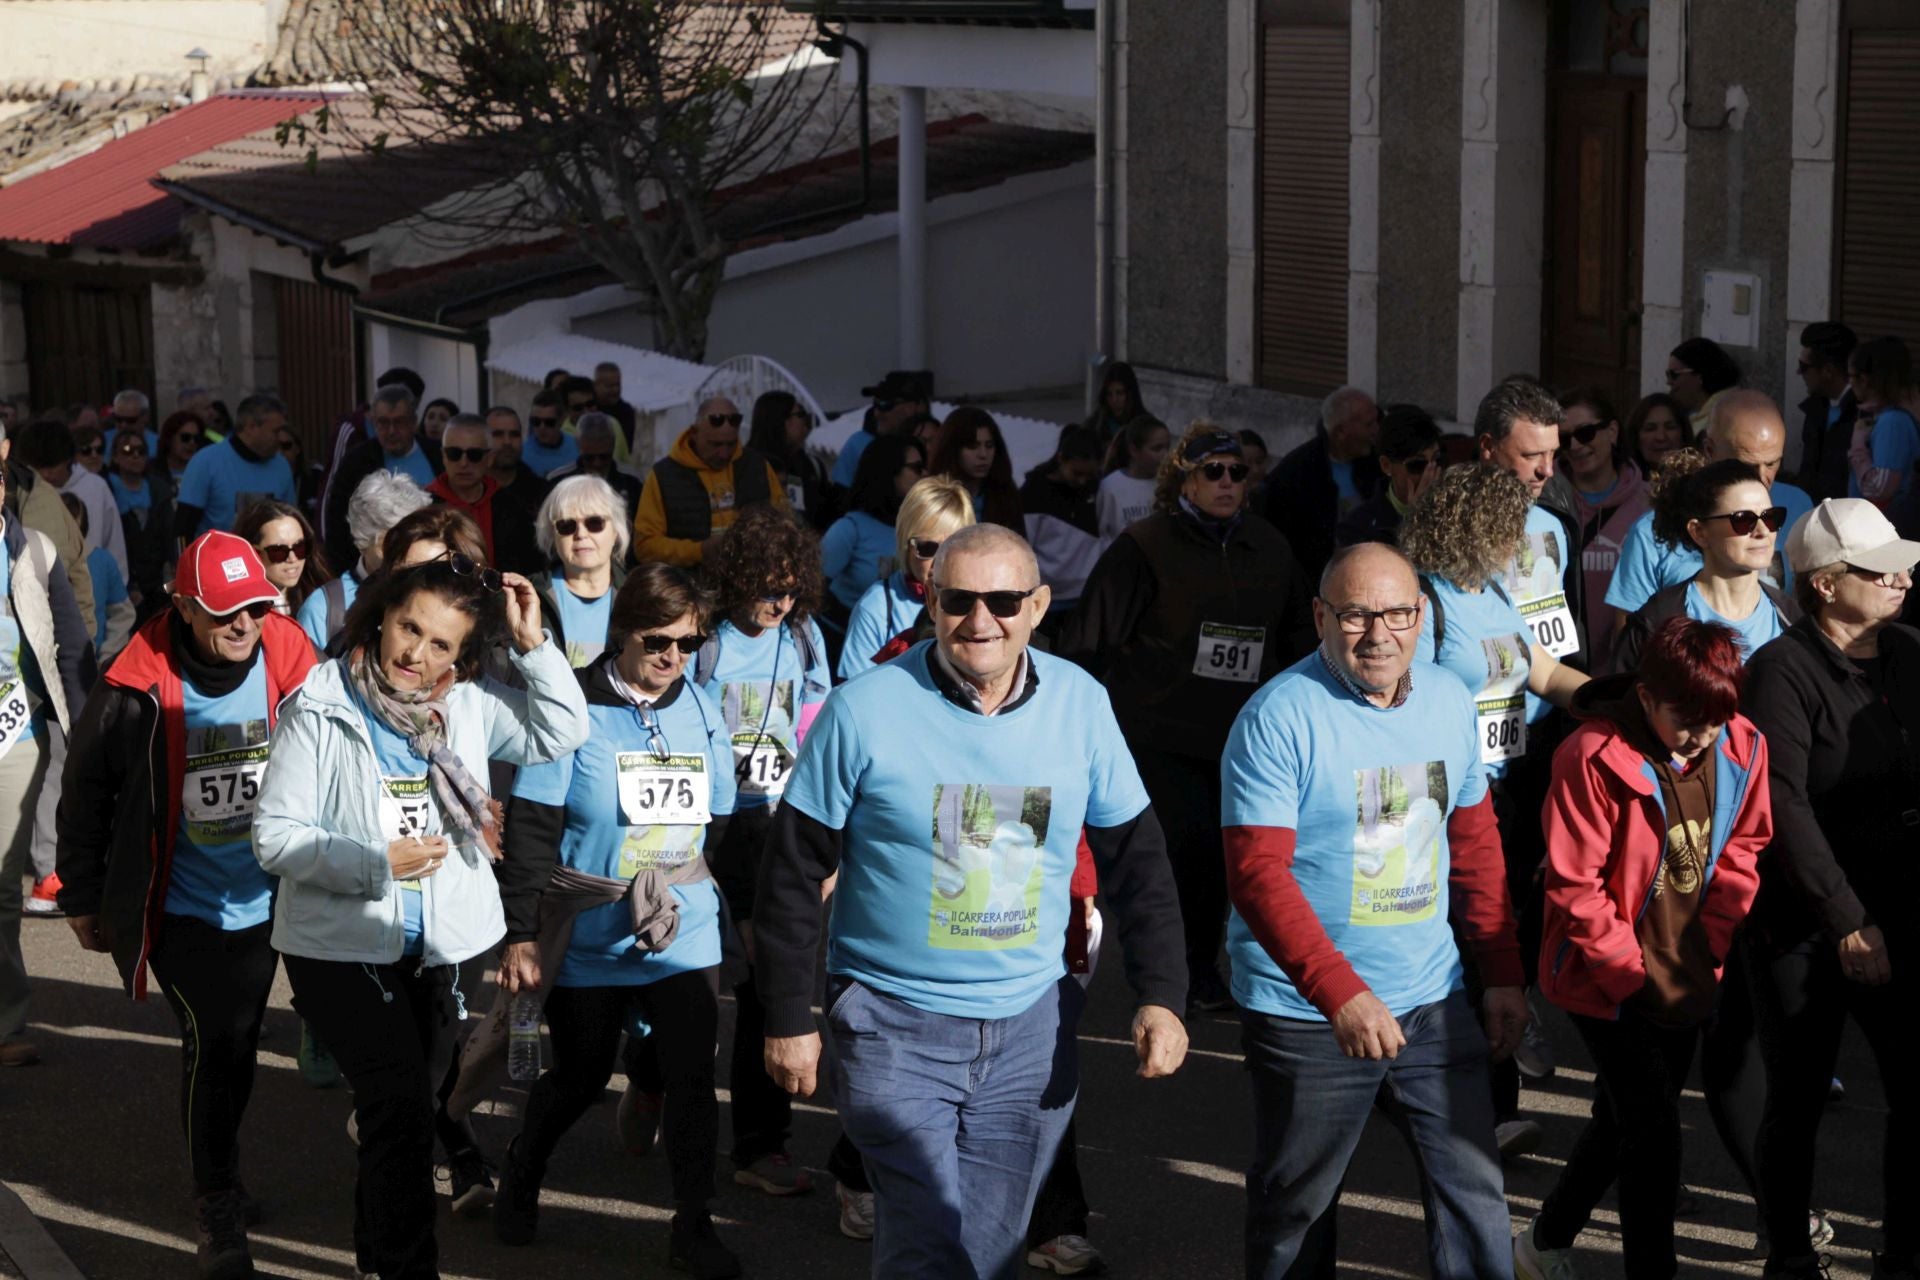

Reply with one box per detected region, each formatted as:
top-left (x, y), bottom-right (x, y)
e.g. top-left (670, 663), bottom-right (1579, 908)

top-left (618, 752), bottom-right (713, 827)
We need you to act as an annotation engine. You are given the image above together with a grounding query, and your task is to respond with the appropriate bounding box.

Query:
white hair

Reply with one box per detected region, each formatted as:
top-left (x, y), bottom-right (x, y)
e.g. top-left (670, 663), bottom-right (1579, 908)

top-left (574, 411), bottom-right (615, 445)
top-left (535, 473), bottom-right (631, 563)
top-left (1321, 385), bottom-right (1373, 431)
top-left (114, 388), bottom-right (151, 413)
top-left (348, 470), bottom-right (431, 551)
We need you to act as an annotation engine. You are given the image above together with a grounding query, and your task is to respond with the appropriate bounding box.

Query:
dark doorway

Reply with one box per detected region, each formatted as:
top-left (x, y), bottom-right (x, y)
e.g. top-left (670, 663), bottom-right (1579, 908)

top-left (23, 282), bottom-right (154, 412)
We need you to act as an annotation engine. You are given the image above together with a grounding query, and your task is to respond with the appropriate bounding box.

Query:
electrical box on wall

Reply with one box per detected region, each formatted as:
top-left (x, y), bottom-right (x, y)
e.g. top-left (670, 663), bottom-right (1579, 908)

top-left (1700, 270), bottom-right (1764, 349)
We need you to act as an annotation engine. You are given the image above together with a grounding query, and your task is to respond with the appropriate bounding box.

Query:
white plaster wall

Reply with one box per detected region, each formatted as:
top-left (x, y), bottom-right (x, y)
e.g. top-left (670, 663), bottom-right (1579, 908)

top-left (1640, 0), bottom-right (1688, 397)
top-left (365, 324), bottom-right (480, 408)
top-left (1784, 0), bottom-right (1841, 461)
top-left (0, 2), bottom-right (271, 89)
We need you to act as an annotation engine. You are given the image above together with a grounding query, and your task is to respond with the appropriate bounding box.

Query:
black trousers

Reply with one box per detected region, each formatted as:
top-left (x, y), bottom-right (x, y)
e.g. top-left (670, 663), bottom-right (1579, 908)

top-left (1698, 939), bottom-right (1765, 1206)
top-left (285, 954), bottom-right (463, 1280)
top-left (523, 970), bottom-right (721, 1207)
top-left (1485, 765), bottom-right (1549, 1121)
top-left (1026, 1118), bottom-right (1089, 1246)
top-left (1753, 931), bottom-right (1918, 1267)
top-left (1534, 1010), bottom-right (1700, 1279)
top-left (148, 914), bottom-right (278, 1196)
top-left (1129, 742), bottom-right (1226, 987)
top-left (707, 804), bottom-right (798, 1167)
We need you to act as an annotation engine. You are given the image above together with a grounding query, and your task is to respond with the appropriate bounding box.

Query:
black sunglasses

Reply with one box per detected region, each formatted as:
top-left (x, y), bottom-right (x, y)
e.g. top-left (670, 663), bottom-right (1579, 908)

top-left (1560, 422), bottom-right (1608, 446)
top-left (529, 414), bottom-right (561, 428)
top-left (638, 633), bottom-right (705, 655)
top-left (258, 540), bottom-right (309, 564)
top-left (174, 433), bottom-right (202, 447)
top-left (200, 600), bottom-right (273, 624)
top-left (117, 443), bottom-right (147, 456)
top-left (1400, 456), bottom-right (1433, 475)
top-left (933, 586), bottom-right (1039, 618)
top-left (554, 515), bottom-right (608, 537)
top-left (910, 537), bottom-right (942, 559)
top-left (443, 446), bottom-right (488, 463)
top-left (1200, 461), bottom-right (1250, 482)
top-left (77, 443), bottom-right (105, 456)
top-left (1700, 506), bottom-right (1788, 536)
top-left (706, 412), bottom-right (744, 428)
top-left (417, 549), bottom-right (502, 592)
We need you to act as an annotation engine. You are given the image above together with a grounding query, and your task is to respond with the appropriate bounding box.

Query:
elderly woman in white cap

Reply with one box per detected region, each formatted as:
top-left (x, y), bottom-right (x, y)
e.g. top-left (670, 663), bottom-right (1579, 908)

top-left (1740, 497), bottom-right (1920, 1280)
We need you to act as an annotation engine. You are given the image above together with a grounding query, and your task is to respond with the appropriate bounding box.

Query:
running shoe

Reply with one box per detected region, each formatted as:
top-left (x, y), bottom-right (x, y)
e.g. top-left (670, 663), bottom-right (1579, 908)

top-left (446, 1147), bottom-right (496, 1216)
top-left (668, 1210), bottom-right (742, 1278)
top-left (1027, 1234), bottom-right (1108, 1275)
top-left (835, 1182), bottom-right (876, 1241)
top-left (1515, 1012), bottom-right (1556, 1081)
top-left (1513, 1216), bottom-right (1579, 1280)
top-left (23, 874), bottom-right (62, 917)
top-left (733, 1152), bottom-right (813, 1196)
top-left (1496, 1118), bottom-right (1543, 1160)
top-left (193, 1189), bottom-right (254, 1279)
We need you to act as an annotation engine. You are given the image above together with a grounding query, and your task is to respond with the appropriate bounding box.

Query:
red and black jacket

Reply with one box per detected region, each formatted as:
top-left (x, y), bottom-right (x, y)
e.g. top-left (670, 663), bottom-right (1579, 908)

top-left (55, 610), bottom-right (316, 998)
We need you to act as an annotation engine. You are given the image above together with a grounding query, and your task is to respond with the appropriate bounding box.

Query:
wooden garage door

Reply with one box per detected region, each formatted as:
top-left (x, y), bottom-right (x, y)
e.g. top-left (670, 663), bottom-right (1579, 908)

top-left (273, 275), bottom-right (356, 458)
top-left (23, 283), bottom-right (153, 413)
top-left (1257, 3), bottom-right (1349, 396)
top-left (1836, 13), bottom-right (1920, 343)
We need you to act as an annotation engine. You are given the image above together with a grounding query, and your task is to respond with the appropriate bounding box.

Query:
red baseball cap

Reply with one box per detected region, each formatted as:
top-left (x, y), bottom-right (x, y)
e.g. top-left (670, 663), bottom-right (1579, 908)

top-left (175, 531), bottom-right (280, 616)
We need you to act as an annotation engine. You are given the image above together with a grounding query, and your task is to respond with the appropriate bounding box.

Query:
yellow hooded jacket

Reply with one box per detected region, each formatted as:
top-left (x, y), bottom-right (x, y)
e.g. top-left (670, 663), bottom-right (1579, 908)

top-left (632, 427), bottom-right (789, 567)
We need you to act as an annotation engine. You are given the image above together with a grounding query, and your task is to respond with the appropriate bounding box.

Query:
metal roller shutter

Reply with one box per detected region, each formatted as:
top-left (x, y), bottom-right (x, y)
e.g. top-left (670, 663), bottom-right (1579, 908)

top-left (1837, 22), bottom-right (1920, 343)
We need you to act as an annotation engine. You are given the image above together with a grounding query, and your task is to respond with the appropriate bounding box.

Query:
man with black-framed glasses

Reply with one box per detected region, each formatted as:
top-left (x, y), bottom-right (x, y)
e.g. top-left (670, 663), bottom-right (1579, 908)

top-left (757, 521), bottom-right (1188, 1280)
top-left (634, 395), bottom-right (789, 568)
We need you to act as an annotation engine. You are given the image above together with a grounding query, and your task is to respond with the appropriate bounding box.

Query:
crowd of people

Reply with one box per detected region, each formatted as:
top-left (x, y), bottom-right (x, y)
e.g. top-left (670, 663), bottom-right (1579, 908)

top-left (0, 324), bottom-right (1913, 1280)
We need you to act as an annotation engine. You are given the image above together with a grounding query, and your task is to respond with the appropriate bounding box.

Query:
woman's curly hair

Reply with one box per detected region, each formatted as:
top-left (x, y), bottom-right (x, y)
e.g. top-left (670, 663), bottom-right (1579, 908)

top-left (1399, 462), bottom-right (1531, 589)
top-left (1152, 419), bottom-right (1243, 515)
top-left (711, 504), bottom-right (824, 627)
top-left (1643, 447), bottom-right (1711, 549)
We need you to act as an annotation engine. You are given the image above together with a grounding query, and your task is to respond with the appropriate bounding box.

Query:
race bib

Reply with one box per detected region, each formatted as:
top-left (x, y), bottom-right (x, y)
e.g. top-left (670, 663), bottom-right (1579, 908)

top-left (181, 719), bottom-right (270, 844)
top-left (0, 680), bottom-right (32, 759)
top-left (731, 734), bottom-right (791, 798)
top-left (1518, 595), bottom-right (1578, 657)
top-left (1193, 622), bottom-right (1264, 684)
top-left (1476, 694), bottom-right (1527, 763)
top-left (617, 752), bottom-right (712, 826)
top-left (379, 775), bottom-right (435, 841)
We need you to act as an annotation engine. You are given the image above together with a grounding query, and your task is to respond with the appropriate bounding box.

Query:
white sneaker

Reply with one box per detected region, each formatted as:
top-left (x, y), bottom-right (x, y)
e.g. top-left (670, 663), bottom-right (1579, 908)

top-left (1513, 1217), bottom-right (1580, 1280)
top-left (1515, 1012), bottom-right (1556, 1080)
top-left (1027, 1233), bottom-right (1107, 1274)
top-left (1496, 1118), bottom-right (1543, 1160)
top-left (835, 1182), bottom-right (875, 1241)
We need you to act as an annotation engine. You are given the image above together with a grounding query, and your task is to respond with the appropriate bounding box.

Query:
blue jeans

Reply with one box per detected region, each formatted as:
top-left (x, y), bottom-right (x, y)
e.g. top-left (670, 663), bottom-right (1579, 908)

top-left (1241, 989), bottom-right (1513, 1280)
top-left (828, 974), bottom-right (1083, 1280)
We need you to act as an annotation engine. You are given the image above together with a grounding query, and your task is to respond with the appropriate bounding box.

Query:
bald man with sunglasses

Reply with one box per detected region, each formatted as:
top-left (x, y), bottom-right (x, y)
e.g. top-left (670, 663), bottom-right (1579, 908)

top-left (633, 396), bottom-right (789, 568)
top-left (756, 523), bottom-right (1188, 1280)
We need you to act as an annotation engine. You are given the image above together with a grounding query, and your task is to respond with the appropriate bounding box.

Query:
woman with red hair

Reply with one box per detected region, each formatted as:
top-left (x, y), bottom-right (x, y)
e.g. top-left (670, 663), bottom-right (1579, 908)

top-left (1514, 616), bottom-right (1770, 1280)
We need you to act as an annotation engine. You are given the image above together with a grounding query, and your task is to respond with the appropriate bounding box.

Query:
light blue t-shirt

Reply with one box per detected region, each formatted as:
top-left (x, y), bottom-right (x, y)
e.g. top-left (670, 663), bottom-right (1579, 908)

top-left (1414, 576), bottom-right (1534, 777)
top-left (551, 584), bottom-right (613, 669)
top-left (382, 443), bottom-right (437, 490)
top-left (839, 571), bottom-right (924, 680)
top-left (108, 473), bottom-right (151, 517)
top-left (1684, 583), bottom-right (1786, 661)
top-left (697, 618), bottom-right (831, 810)
top-left (1606, 480), bottom-right (1814, 615)
top-left (296, 572), bottom-right (359, 655)
top-left (177, 439), bottom-right (297, 535)
top-left (86, 547), bottom-right (128, 649)
top-left (1851, 409), bottom-right (1920, 508)
top-left (513, 677), bottom-right (736, 987)
top-left (522, 432), bottom-right (580, 478)
top-left (1222, 654), bottom-right (1487, 1021)
top-left (1331, 458), bottom-right (1360, 514)
top-left (167, 662), bottom-right (275, 929)
top-left (352, 683), bottom-right (440, 955)
top-left (0, 539), bottom-right (50, 750)
top-left (783, 643), bottom-right (1150, 1019)
top-left (831, 429), bottom-right (876, 488)
top-left (821, 510), bottom-right (896, 611)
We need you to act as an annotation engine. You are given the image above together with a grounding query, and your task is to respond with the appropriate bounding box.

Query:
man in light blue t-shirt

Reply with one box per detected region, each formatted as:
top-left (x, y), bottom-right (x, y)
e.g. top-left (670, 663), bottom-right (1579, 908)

top-left (1223, 542), bottom-right (1524, 1278)
top-left (173, 393), bottom-right (298, 539)
top-left (756, 523), bottom-right (1187, 1280)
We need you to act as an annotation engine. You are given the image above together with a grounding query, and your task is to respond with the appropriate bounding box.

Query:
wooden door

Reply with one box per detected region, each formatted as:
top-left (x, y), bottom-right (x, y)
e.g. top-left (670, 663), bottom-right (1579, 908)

top-left (1542, 74), bottom-right (1645, 410)
top-left (23, 282), bottom-right (153, 412)
top-left (273, 275), bottom-right (356, 459)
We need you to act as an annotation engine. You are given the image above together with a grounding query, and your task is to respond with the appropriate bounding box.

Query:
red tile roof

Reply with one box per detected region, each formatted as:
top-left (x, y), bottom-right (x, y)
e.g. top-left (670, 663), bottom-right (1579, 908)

top-left (0, 90), bottom-right (330, 251)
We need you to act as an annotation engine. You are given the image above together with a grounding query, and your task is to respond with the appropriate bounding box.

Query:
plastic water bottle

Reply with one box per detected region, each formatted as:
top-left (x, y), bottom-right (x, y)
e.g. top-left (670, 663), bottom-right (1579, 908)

top-left (507, 994), bottom-right (543, 1082)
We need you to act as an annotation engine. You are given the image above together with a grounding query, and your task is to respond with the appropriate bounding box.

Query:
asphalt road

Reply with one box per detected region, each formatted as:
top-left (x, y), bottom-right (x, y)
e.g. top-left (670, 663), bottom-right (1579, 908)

top-left (0, 908), bottom-right (1894, 1279)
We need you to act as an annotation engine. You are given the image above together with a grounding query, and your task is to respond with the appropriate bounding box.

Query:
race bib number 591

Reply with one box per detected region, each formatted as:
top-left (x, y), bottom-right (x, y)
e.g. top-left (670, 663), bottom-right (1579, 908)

top-left (1193, 622), bottom-right (1265, 684)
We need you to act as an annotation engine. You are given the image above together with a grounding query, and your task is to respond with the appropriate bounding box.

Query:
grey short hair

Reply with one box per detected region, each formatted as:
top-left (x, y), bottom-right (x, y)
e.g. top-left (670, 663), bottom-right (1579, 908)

top-left (348, 470), bottom-right (431, 551)
top-left (114, 388), bottom-right (151, 414)
top-left (535, 473), bottom-right (631, 563)
top-left (234, 392), bottom-right (286, 431)
top-left (1321, 386), bottom-right (1373, 431)
top-left (442, 412), bottom-right (489, 439)
top-left (574, 411), bottom-right (615, 445)
top-left (373, 383), bottom-right (418, 414)
top-left (928, 522), bottom-right (1040, 589)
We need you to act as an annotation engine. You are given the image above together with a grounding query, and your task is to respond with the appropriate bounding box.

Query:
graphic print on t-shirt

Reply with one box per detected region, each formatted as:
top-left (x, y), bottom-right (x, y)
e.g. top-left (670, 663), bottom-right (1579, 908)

top-left (1658, 816), bottom-right (1708, 897)
top-left (722, 678), bottom-right (796, 796)
top-left (1351, 762), bottom-right (1449, 926)
top-left (182, 718), bottom-right (270, 847)
top-left (929, 783), bottom-right (1052, 950)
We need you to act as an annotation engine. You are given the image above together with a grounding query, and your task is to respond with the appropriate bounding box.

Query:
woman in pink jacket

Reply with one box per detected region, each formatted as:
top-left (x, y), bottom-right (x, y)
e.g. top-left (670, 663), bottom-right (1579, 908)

top-left (1513, 616), bottom-right (1770, 1280)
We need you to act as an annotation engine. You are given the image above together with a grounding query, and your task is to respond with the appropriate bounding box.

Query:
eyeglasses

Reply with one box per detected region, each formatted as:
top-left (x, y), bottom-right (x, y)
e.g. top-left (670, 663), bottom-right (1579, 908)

top-left (706, 413), bottom-right (744, 428)
top-left (1319, 599), bottom-right (1420, 634)
top-left (638, 632), bottom-right (706, 655)
top-left (1699, 506), bottom-right (1787, 536)
top-left (77, 443), bottom-right (104, 456)
top-left (1845, 564), bottom-right (1908, 588)
top-left (1559, 422), bottom-right (1608, 446)
top-left (198, 600), bottom-right (272, 624)
top-left (910, 537), bottom-right (942, 559)
top-left (1199, 461), bottom-right (1250, 482)
top-left (933, 586), bottom-right (1039, 618)
top-left (417, 549), bottom-right (502, 592)
top-left (637, 701), bottom-right (670, 762)
top-left (442, 446), bottom-right (488, 463)
top-left (757, 587), bottom-right (798, 606)
top-left (553, 515), bottom-right (608, 537)
top-left (257, 540), bottom-right (310, 564)
top-left (1665, 367), bottom-right (1696, 384)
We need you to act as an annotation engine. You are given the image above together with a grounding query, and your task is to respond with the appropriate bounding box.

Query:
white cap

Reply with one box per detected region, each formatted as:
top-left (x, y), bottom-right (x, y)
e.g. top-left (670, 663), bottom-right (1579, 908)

top-left (1786, 498), bottom-right (1920, 574)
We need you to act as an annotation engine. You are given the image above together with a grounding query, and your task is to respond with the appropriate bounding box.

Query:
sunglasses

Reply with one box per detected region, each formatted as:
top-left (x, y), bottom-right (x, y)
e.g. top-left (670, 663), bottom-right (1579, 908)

top-left (529, 415), bottom-right (561, 428)
top-left (442, 446), bottom-right (488, 463)
top-left (258, 540), bottom-right (310, 564)
top-left (1665, 367), bottom-right (1696, 384)
top-left (910, 537), bottom-right (942, 559)
top-left (553, 515), bottom-right (608, 537)
top-left (933, 586), bottom-right (1039, 618)
top-left (77, 443), bottom-right (105, 456)
top-left (174, 433), bottom-right (202, 447)
top-left (200, 600), bottom-right (273, 624)
top-left (1399, 456), bottom-right (1434, 475)
top-left (706, 413), bottom-right (744, 428)
top-left (1200, 461), bottom-right (1250, 482)
top-left (1700, 506), bottom-right (1788, 535)
top-left (638, 632), bottom-right (706, 655)
top-left (757, 587), bottom-right (798, 606)
top-left (117, 444), bottom-right (147, 457)
top-left (415, 549), bottom-right (503, 592)
top-left (1560, 422), bottom-right (1608, 446)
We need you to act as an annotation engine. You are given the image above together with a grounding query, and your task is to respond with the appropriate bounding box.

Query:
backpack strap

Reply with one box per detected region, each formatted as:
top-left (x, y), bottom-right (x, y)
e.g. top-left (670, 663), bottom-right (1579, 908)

top-left (324, 577), bottom-right (347, 644)
top-left (693, 632), bottom-right (721, 686)
top-left (1418, 573), bottom-right (1446, 652)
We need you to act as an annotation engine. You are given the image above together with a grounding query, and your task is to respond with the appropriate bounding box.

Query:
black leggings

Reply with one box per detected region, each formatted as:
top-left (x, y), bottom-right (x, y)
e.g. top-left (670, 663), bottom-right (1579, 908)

top-left (522, 970), bottom-right (721, 1208)
top-left (148, 914), bottom-right (278, 1196)
top-left (1698, 940), bottom-right (1765, 1206)
top-left (1753, 931), bottom-right (1918, 1267)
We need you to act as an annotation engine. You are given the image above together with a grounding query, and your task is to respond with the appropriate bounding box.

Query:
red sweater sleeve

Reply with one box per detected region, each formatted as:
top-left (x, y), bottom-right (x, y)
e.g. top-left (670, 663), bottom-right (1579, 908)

top-left (1071, 830), bottom-right (1098, 899)
top-left (1223, 825), bottom-right (1368, 1018)
top-left (1447, 794), bottom-right (1523, 987)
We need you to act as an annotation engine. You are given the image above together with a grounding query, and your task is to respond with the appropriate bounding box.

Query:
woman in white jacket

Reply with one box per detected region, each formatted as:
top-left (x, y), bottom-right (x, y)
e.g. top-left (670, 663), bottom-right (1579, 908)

top-left (253, 554), bottom-right (588, 1280)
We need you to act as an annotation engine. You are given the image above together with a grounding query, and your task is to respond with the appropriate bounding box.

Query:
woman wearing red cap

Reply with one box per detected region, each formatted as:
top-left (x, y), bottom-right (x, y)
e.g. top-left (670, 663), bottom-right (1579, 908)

top-left (56, 530), bottom-right (318, 1280)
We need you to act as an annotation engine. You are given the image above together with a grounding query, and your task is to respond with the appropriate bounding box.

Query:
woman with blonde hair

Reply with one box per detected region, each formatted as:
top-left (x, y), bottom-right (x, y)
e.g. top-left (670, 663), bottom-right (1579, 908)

top-left (837, 475), bottom-right (976, 680)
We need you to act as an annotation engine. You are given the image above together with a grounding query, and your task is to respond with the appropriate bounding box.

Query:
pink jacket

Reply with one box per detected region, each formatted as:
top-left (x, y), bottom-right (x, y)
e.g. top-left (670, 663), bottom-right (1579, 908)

top-left (1537, 714), bottom-right (1769, 1020)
